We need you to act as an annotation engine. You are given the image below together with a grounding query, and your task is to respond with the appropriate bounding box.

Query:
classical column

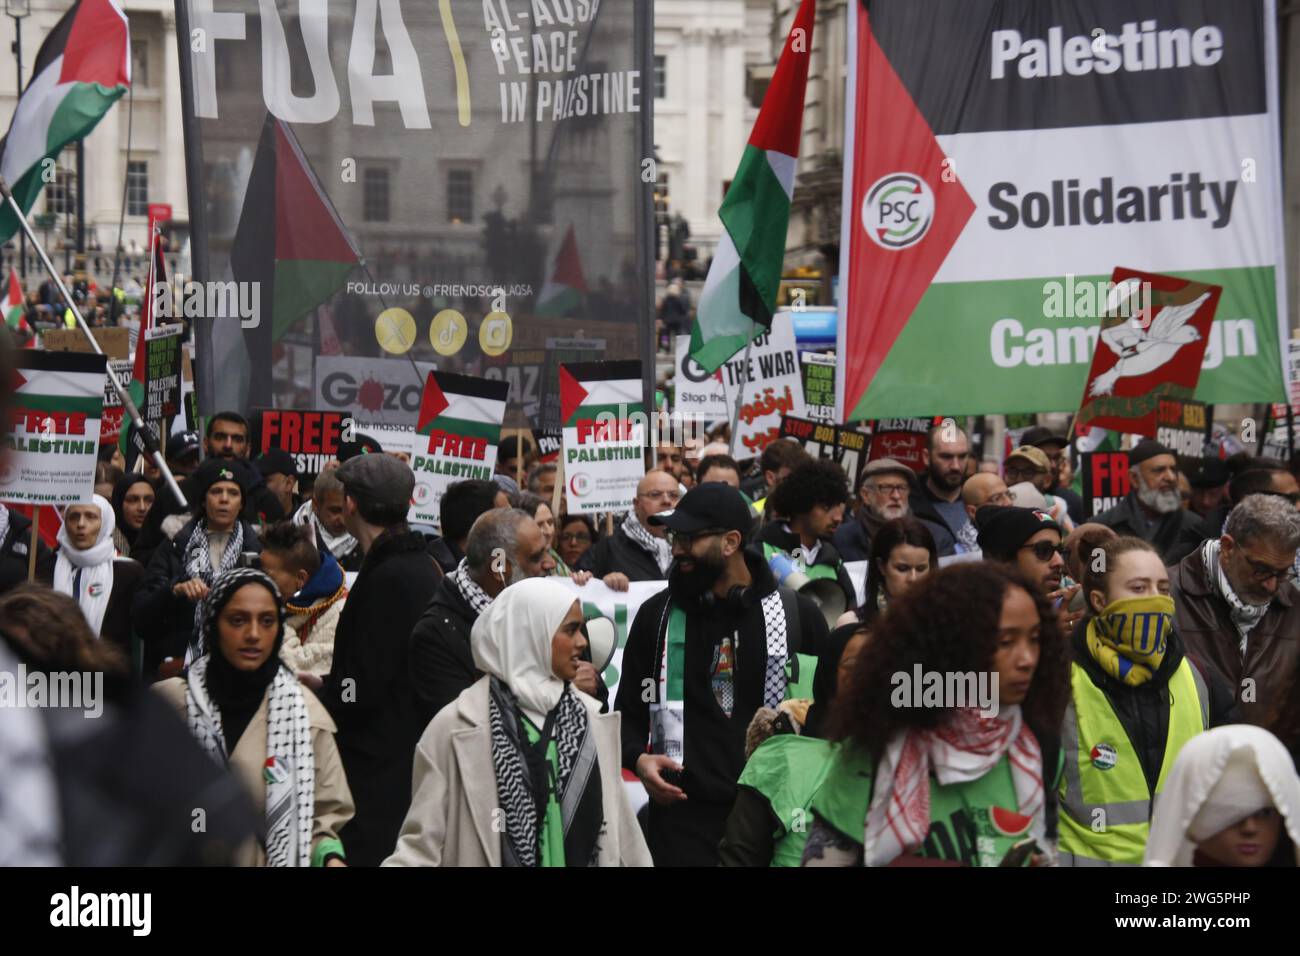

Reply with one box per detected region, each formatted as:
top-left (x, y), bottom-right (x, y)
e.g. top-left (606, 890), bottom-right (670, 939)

top-left (162, 9), bottom-right (187, 228)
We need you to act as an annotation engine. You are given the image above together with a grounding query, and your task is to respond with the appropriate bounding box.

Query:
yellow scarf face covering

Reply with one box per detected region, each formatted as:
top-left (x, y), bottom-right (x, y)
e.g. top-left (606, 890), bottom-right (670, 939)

top-left (1085, 595), bottom-right (1175, 687)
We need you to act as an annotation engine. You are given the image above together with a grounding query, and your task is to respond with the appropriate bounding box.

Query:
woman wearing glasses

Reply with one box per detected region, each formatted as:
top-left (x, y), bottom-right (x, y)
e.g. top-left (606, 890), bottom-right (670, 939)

top-left (1055, 532), bottom-right (1226, 866)
top-left (556, 514), bottom-right (597, 570)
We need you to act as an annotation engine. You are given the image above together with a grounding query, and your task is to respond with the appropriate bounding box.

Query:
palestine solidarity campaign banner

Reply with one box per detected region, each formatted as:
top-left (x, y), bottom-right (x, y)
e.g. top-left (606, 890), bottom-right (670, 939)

top-left (0, 352), bottom-right (107, 506)
top-left (409, 371), bottom-right (510, 530)
top-left (179, 0), bottom-right (653, 435)
top-left (836, 0), bottom-right (1288, 420)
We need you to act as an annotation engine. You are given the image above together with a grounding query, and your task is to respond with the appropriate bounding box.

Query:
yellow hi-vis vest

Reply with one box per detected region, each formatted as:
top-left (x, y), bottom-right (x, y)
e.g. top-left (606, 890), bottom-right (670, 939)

top-left (1057, 657), bottom-right (1206, 866)
top-left (63, 308), bottom-right (75, 329)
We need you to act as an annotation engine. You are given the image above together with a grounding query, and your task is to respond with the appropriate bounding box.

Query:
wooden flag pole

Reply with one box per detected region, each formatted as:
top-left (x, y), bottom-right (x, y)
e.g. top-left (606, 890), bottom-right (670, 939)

top-left (27, 506), bottom-right (40, 582)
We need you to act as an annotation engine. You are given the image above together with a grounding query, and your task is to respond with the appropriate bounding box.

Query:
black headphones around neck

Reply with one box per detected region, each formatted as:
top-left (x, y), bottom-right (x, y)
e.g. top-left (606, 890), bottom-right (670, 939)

top-left (700, 584), bottom-right (750, 613)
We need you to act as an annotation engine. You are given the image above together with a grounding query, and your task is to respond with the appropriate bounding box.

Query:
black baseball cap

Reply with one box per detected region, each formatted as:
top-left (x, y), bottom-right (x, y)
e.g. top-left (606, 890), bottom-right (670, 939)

top-left (649, 482), bottom-right (753, 535)
top-left (336, 434), bottom-right (383, 462)
top-left (165, 430), bottom-right (201, 461)
top-left (1189, 457), bottom-right (1230, 489)
top-left (255, 447), bottom-right (298, 480)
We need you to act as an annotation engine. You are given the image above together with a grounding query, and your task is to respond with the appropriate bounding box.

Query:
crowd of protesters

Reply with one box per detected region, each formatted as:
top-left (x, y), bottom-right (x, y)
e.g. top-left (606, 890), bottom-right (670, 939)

top-left (4, 313), bottom-right (1300, 867)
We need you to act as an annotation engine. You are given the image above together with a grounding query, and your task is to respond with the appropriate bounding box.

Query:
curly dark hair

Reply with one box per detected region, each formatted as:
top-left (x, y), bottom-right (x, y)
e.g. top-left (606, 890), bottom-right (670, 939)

top-left (832, 562), bottom-right (1069, 759)
top-left (767, 458), bottom-right (849, 519)
top-left (0, 584), bottom-right (128, 675)
top-left (860, 517), bottom-right (938, 618)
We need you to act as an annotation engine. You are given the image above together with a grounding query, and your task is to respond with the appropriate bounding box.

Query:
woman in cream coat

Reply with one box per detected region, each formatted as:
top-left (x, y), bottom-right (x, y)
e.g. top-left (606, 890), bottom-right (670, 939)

top-left (386, 577), bottom-right (650, 867)
top-left (156, 567), bottom-right (354, 867)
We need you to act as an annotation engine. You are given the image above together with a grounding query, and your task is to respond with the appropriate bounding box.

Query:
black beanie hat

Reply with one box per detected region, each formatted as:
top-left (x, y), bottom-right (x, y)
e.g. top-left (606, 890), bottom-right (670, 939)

top-left (976, 505), bottom-right (1062, 561)
top-left (193, 457), bottom-right (252, 499)
top-left (1128, 439), bottom-right (1175, 467)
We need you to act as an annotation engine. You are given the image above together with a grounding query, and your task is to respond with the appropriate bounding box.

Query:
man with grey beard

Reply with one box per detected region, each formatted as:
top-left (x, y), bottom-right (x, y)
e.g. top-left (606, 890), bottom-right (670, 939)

top-left (409, 507), bottom-right (568, 729)
top-left (1093, 439), bottom-right (1202, 563)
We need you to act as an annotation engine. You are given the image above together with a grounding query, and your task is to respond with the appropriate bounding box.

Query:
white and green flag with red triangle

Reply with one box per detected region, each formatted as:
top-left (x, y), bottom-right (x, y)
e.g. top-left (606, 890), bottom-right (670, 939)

top-left (0, 0), bottom-right (130, 244)
top-left (689, 0), bottom-right (815, 374)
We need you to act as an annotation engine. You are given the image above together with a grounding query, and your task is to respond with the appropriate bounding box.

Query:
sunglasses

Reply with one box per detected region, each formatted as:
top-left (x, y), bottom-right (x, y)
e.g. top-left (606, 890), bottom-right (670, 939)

top-left (1021, 541), bottom-right (1069, 562)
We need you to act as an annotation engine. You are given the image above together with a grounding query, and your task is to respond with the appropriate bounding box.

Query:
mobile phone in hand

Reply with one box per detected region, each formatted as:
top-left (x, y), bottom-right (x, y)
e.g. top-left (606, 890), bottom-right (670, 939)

top-left (999, 838), bottom-right (1039, 868)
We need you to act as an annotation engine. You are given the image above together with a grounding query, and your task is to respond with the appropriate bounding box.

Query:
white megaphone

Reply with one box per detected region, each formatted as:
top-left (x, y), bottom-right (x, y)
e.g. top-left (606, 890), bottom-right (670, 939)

top-left (583, 615), bottom-right (618, 673)
top-left (767, 550), bottom-right (848, 629)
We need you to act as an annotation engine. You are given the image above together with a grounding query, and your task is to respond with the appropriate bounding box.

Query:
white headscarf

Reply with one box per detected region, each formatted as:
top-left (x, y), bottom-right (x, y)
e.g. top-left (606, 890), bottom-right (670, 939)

top-left (1144, 725), bottom-right (1300, 866)
top-left (471, 578), bottom-right (581, 725)
top-left (54, 495), bottom-right (117, 638)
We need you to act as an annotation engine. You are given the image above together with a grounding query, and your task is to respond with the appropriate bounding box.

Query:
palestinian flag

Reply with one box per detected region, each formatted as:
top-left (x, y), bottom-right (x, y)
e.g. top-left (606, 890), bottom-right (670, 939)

top-left (689, 0), bottom-right (815, 374)
top-left (232, 114), bottom-right (362, 408)
top-left (119, 229), bottom-right (166, 457)
top-left (4, 270), bottom-right (33, 345)
top-left (0, 0), bottom-right (130, 244)
top-left (536, 225), bottom-right (589, 317)
top-left (409, 371), bottom-right (510, 529)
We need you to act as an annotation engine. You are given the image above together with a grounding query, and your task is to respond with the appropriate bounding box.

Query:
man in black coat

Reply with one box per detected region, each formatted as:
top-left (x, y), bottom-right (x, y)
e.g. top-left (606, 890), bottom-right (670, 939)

top-left (616, 484), bottom-right (829, 866)
top-left (576, 470), bottom-right (679, 588)
top-left (315, 453), bottom-right (439, 867)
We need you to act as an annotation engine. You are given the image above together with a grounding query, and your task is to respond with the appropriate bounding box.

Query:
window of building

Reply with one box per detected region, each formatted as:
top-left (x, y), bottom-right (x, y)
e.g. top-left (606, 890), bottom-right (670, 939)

top-left (127, 161), bottom-right (149, 216)
top-left (131, 39), bottom-right (149, 87)
top-left (363, 167), bottom-right (390, 222)
top-left (654, 54), bottom-right (666, 98)
top-left (447, 169), bottom-right (474, 224)
top-left (46, 165), bottom-right (73, 216)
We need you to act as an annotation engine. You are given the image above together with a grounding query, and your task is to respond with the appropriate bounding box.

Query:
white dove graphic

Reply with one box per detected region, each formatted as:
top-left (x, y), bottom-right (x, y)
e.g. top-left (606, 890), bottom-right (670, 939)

top-left (1089, 292), bottom-right (1210, 397)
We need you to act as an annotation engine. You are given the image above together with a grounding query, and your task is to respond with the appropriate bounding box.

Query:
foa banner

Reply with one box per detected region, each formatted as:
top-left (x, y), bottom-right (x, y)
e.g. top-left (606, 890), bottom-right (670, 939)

top-left (177, 0), bottom-right (653, 432)
top-left (836, 0), bottom-right (1288, 420)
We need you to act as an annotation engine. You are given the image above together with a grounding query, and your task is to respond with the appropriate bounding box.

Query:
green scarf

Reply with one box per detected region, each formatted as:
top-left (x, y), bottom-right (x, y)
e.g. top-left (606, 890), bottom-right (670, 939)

top-left (1085, 594), bottom-right (1174, 687)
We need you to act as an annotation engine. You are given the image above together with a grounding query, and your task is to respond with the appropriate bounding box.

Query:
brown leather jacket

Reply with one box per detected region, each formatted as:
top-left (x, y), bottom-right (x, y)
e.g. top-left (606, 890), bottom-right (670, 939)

top-left (1169, 547), bottom-right (1300, 726)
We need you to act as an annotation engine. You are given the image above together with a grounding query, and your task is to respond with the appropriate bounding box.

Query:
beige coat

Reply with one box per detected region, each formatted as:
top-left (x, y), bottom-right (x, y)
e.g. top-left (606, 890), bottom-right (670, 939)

top-left (156, 676), bottom-right (355, 867)
top-left (384, 677), bottom-right (652, 867)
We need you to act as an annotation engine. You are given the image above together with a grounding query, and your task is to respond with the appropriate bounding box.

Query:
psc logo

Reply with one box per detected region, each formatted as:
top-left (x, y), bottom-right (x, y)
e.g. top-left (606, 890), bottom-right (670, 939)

top-left (862, 172), bottom-right (934, 250)
top-left (569, 472), bottom-right (592, 497)
top-left (412, 482), bottom-right (434, 506)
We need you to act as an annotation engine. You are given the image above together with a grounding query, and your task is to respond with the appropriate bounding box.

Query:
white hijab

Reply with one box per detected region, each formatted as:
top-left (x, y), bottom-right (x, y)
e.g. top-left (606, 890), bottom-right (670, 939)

top-left (471, 578), bottom-right (581, 725)
top-left (1145, 725), bottom-right (1300, 866)
top-left (54, 495), bottom-right (117, 638)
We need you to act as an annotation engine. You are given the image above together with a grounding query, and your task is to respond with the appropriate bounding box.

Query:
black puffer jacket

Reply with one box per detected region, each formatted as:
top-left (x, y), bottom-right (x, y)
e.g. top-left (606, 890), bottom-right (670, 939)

top-left (131, 516), bottom-right (262, 681)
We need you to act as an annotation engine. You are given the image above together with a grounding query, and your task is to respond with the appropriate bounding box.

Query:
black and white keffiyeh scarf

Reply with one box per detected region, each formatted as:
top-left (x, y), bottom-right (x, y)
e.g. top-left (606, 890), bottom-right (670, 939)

top-left (622, 513), bottom-right (673, 574)
top-left (182, 518), bottom-right (245, 665)
top-left (487, 676), bottom-right (603, 867)
top-left (1202, 538), bottom-right (1272, 653)
top-left (450, 558), bottom-right (493, 616)
top-left (186, 654), bottom-right (314, 867)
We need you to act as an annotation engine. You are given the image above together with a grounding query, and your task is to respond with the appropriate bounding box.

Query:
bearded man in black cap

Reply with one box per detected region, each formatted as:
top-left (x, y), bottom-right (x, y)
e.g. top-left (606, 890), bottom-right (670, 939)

top-left (1092, 439), bottom-right (1202, 563)
top-left (977, 504), bottom-right (1085, 632)
top-left (615, 482), bottom-right (828, 866)
top-left (311, 451), bottom-right (439, 866)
